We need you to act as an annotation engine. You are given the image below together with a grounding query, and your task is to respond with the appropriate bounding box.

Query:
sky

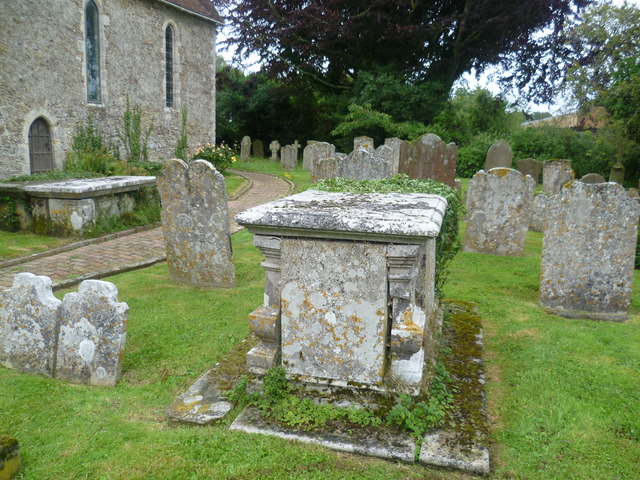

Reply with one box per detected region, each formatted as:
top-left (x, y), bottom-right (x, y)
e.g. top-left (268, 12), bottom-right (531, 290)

top-left (217, 0), bottom-right (639, 116)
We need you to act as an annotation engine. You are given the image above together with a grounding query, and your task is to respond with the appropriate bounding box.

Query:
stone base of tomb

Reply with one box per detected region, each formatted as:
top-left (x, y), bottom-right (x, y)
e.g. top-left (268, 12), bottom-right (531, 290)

top-left (167, 301), bottom-right (490, 475)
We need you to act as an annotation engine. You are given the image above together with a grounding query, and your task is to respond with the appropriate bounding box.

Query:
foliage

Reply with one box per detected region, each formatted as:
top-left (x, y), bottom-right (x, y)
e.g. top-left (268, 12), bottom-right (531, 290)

top-left (7, 171), bottom-right (103, 182)
top-left (117, 97), bottom-right (153, 162)
top-left (387, 361), bottom-right (454, 441)
top-left (174, 106), bottom-right (189, 161)
top-left (217, 0), bottom-right (588, 104)
top-left (0, 197), bottom-right (20, 231)
top-left (65, 118), bottom-right (119, 175)
top-left (330, 104), bottom-right (427, 151)
top-left (455, 133), bottom-right (499, 178)
top-left (192, 143), bottom-right (237, 173)
top-left (561, 2), bottom-right (640, 109)
top-left (312, 175), bottom-right (462, 297)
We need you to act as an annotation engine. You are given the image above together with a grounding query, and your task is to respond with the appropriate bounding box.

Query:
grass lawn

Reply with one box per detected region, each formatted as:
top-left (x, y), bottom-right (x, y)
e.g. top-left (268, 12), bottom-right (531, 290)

top-left (234, 157), bottom-right (313, 192)
top-left (1, 173), bottom-right (638, 478)
top-left (224, 172), bottom-right (249, 198)
top-left (0, 231), bottom-right (71, 261)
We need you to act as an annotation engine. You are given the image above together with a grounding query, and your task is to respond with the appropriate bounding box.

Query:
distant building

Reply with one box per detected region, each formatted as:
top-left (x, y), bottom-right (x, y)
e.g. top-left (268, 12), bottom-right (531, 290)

top-left (522, 106), bottom-right (608, 131)
top-left (0, 0), bottom-right (222, 179)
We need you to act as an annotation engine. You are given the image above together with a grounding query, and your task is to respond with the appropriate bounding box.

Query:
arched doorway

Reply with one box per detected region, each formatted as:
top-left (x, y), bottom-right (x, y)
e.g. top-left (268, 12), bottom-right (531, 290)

top-left (28, 117), bottom-right (54, 174)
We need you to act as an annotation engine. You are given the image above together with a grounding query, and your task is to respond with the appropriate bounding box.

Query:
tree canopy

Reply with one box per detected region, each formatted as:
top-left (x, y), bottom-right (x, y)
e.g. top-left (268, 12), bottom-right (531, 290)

top-left (215, 0), bottom-right (590, 102)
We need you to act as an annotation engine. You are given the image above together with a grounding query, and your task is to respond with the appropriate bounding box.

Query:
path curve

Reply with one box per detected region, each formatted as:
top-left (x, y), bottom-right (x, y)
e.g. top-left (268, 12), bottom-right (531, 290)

top-left (0, 170), bottom-right (292, 290)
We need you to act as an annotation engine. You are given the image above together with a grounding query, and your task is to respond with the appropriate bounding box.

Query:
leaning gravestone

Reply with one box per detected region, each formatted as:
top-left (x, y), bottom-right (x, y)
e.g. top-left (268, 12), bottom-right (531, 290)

top-left (56, 280), bottom-right (128, 386)
top-left (353, 136), bottom-right (374, 151)
top-left (156, 159), bottom-right (236, 287)
top-left (464, 168), bottom-right (536, 256)
top-left (539, 182), bottom-right (640, 321)
top-left (0, 272), bottom-right (61, 377)
top-left (517, 158), bottom-right (543, 184)
top-left (610, 163), bottom-right (625, 185)
top-left (484, 141), bottom-right (512, 171)
top-left (579, 173), bottom-right (606, 184)
top-left (269, 140), bottom-right (280, 161)
top-left (543, 160), bottom-right (574, 194)
top-left (240, 136), bottom-right (251, 160)
top-left (252, 139), bottom-right (264, 158)
top-left (281, 144), bottom-right (296, 170)
top-left (400, 134), bottom-right (457, 187)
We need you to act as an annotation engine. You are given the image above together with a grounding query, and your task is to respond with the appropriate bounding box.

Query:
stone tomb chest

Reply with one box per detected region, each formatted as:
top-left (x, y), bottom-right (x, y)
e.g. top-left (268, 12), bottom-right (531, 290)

top-left (236, 190), bottom-right (447, 394)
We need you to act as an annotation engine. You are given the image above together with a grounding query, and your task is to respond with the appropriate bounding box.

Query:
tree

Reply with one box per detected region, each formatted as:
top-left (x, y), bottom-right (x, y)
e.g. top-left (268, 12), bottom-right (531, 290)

top-left (216, 0), bottom-right (590, 108)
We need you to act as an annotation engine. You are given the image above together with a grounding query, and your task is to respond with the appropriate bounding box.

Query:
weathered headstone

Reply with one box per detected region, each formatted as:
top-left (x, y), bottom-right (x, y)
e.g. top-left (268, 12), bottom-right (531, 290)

top-left (529, 193), bottom-right (551, 233)
top-left (341, 146), bottom-right (395, 181)
top-left (156, 159), bottom-right (236, 287)
top-left (354, 136), bottom-right (374, 151)
top-left (312, 157), bottom-right (341, 182)
top-left (539, 182), bottom-right (640, 321)
top-left (400, 134), bottom-right (457, 187)
top-left (579, 173), bottom-right (606, 184)
top-left (610, 163), bottom-right (625, 185)
top-left (56, 280), bottom-right (128, 386)
top-left (280, 144), bottom-right (296, 170)
top-left (384, 137), bottom-right (409, 176)
top-left (484, 140), bottom-right (513, 170)
top-left (252, 139), bottom-right (264, 158)
top-left (543, 160), bottom-right (575, 194)
top-left (0, 273), bottom-right (61, 377)
top-left (454, 179), bottom-right (462, 198)
top-left (269, 140), bottom-right (280, 161)
top-left (464, 168), bottom-right (536, 256)
top-left (308, 142), bottom-right (337, 176)
top-left (517, 158), bottom-right (543, 184)
top-left (302, 143), bottom-right (315, 170)
top-left (240, 136), bottom-right (251, 160)
top-left (292, 140), bottom-right (301, 161)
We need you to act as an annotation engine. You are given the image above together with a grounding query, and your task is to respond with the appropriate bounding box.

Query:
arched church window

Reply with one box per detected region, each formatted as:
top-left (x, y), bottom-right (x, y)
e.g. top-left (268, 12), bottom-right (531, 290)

top-left (85, 0), bottom-right (101, 103)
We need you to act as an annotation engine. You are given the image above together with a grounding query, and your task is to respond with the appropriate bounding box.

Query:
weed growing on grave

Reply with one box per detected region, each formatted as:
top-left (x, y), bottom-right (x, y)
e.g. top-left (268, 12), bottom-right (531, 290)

top-left (313, 175), bottom-right (463, 296)
top-left (117, 97), bottom-right (153, 163)
top-left (175, 106), bottom-right (189, 161)
top-left (0, 197), bottom-right (20, 231)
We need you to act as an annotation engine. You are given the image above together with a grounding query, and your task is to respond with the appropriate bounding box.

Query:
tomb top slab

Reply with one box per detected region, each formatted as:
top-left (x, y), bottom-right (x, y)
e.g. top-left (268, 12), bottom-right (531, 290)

top-left (19, 176), bottom-right (156, 199)
top-left (236, 190), bottom-right (447, 242)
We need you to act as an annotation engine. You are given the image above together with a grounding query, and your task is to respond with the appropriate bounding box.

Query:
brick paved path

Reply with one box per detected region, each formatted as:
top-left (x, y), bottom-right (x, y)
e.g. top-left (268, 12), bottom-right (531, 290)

top-left (0, 170), bottom-right (292, 290)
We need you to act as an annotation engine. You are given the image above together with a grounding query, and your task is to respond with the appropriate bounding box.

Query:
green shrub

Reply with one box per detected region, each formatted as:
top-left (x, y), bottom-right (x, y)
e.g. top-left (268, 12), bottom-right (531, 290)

top-left (192, 143), bottom-right (237, 173)
top-left (312, 175), bottom-right (463, 297)
top-left (65, 118), bottom-right (119, 175)
top-left (455, 132), bottom-right (498, 178)
top-left (0, 197), bottom-right (20, 231)
top-left (117, 97), bottom-right (153, 162)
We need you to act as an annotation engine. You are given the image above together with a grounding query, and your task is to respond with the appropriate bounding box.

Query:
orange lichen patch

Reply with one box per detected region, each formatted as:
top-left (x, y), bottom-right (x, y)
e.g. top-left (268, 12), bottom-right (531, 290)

top-left (492, 168), bottom-right (511, 177)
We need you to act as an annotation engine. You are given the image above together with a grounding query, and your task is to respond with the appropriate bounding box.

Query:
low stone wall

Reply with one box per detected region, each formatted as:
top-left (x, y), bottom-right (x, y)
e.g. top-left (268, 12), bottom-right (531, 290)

top-left (0, 176), bottom-right (156, 236)
top-left (0, 273), bottom-right (128, 386)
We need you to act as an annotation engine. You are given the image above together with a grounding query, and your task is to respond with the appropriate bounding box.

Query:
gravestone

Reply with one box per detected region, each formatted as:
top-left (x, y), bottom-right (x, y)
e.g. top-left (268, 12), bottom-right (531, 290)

top-left (280, 145), bottom-right (296, 170)
top-left (341, 146), bottom-right (395, 181)
top-left (627, 188), bottom-right (639, 198)
top-left (543, 160), bottom-right (574, 194)
top-left (252, 139), bottom-right (264, 158)
top-left (354, 136), bottom-right (374, 151)
top-left (308, 142), bottom-right (337, 177)
top-left (464, 168), bottom-right (536, 256)
top-left (240, 136), bottom-right (251, 160)
top-left (517, 158), bottom-right (542, 184)
top-left (384, 138), bottom-right (409, 176)
top-left (484, 141), bottom-right (512, 170)
top-left (539, 182), bottom-right (640, 321)
top-left (0, 273), bottom-right (61, 377)
top-left (400, 134), bottom-right (457, 187)
top-left (302, 143), bottom-right (315, 170)
top-left (269, 140), bottom-right (280, 161)
top-left (579, 173), bottom-right (606, 184)
top-left (156, 159), bottom-right (236, 287)
top-left (56, 280), bottom-right (128, 386)
top-left (610, 163), bottom-right (625, 185)
top-left (312, 157), bottom-right (341, 182)
top-left (529, 194), bottom-right (551, 233)
top-left (236, 190), bottom-right (447, 392)
top-left (292, 140), bottom-right (301, 161)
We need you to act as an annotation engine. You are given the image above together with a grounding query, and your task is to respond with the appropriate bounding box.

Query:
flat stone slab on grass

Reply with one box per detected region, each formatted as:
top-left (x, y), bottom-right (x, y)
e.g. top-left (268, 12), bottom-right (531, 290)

top-left (236, 190), bottom-right (447, 242)
top-left (21, 176), bottom-right (156, 198)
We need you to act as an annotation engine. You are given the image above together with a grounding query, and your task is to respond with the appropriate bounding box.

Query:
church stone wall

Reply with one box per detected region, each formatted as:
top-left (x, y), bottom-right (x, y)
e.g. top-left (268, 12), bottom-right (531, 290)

top-left (0, 0), bottom-right (217, 179)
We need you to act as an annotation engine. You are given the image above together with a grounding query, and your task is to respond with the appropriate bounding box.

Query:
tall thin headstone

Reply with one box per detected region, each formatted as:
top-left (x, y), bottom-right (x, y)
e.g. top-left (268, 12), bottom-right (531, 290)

top-left (157, 159), bottom-right (235, 287)
top-left (269, 140), bottom-right (280, 161)
top-left (484, 140), bottom-right (513, 170)
top-left (240, 136), bottom-right (251, 160)
top-left (281, 145), bottom-right (296, 170)
top-left (543, 160), bottom-right (575, 194)
top-left (292, 140), bottom-right (301, 161)
top-left (252, 139), bottom-right (264, 158)
top-left (384, 138), bottom-right (409, 176)
top-left (464, 168), bottom-right (536, 256)
top-left (540, 182), bottom-right (640, 321)
top-left (0, 273), bottom-right (61, 377)
top-left (56, 280), bottom-right (128, 386)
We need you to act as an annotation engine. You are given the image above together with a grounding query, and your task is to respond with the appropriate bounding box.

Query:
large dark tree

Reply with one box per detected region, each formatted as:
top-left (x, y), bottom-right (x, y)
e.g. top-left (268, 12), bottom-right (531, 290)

top-left (215, 0), bottom-right (591, 103)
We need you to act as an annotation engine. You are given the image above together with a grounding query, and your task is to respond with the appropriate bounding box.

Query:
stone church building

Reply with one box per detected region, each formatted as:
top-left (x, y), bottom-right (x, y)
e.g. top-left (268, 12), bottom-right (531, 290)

top-left (0, 0), bottom-right (222, 179)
